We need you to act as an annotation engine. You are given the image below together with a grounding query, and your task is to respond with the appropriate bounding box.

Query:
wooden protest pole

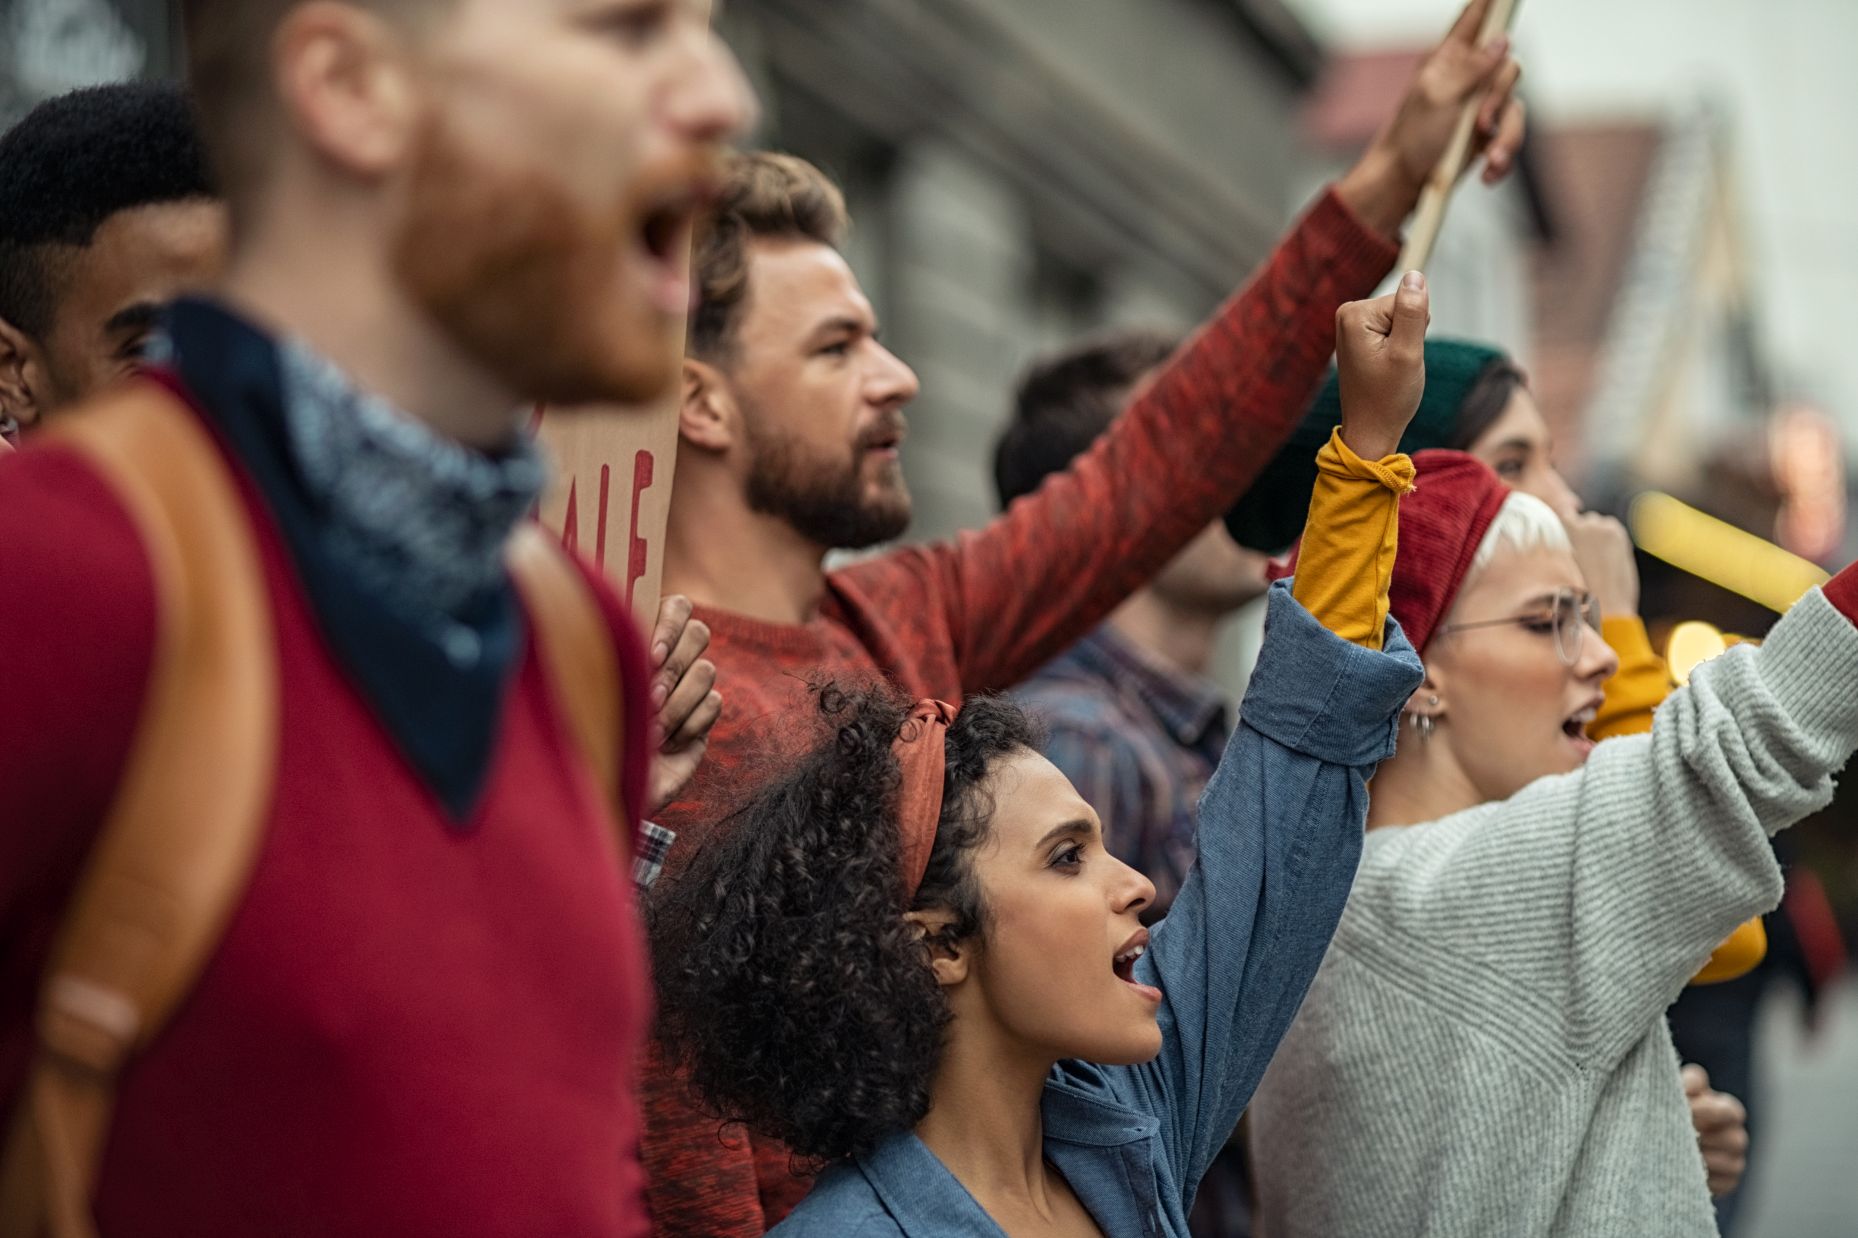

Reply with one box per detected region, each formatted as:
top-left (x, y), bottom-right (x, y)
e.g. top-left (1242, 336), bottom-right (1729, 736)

top-left (534, 2), bottom-right (714, 629)
top-left (1397, 0), bottom-right (1523, 273)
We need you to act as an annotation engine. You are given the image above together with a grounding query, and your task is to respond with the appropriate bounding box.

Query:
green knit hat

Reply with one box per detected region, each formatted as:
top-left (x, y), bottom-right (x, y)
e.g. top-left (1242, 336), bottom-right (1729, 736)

top-left (1225, 338), bottom-right (1510, 553)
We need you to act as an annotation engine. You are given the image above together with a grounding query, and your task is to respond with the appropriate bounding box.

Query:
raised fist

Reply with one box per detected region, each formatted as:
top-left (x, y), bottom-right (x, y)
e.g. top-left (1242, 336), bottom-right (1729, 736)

top-left (1335, 270), bottom-right (1430, 462)
top-left (1563, 510), bottom-right (1640, 619)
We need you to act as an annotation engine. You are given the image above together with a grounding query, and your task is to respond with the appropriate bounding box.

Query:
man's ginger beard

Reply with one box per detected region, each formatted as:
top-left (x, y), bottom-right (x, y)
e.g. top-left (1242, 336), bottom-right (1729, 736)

top-left (740, 396), bottom-right (912, 552)
top-left (391, 110), bottom-right (673, 408)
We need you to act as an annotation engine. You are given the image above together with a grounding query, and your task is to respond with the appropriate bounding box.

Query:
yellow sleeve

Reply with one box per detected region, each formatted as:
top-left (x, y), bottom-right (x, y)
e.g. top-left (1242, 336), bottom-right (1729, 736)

top-left (1588, 616), bottom-right (1668, 739)
top-left (1290, 428), bottom-right (1416, 651)
top-left (1588, 617), bottom-right (1768, 983)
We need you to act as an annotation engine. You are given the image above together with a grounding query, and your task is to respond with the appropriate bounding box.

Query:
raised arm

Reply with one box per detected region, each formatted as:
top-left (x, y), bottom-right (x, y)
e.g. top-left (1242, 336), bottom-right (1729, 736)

top-left (1565, 512), bottom-right (1771, 985)
top-left (1351, 568), bottom-right (1858, 1071)
top-left (1085, 278), bottom-right (1432, 1202)
top-left (880, 188), bottom-right (1395, 695)
top-left (842, 6), bottom-right (1524, 694)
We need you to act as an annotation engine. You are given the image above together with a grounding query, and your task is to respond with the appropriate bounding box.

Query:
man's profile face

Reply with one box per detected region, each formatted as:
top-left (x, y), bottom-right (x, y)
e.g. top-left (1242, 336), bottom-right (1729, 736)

top-left (721, 236), bottom-right (921, 551)
top-left (391, 0), bottom-right (754, 407)
top-left (0, 198), bottom-right (227, 428)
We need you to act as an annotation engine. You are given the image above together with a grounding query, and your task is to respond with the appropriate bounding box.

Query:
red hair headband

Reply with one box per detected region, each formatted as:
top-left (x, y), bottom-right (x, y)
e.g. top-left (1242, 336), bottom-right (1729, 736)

top-left (893, 699), bottom-right (957, 904)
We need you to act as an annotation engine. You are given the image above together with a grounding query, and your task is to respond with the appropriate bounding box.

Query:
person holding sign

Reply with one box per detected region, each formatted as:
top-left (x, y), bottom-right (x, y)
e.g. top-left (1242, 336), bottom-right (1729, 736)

top-left (642, 3), bottom-right (1524, 1232)
top-left (0, 2), bottom-right (752, 1235)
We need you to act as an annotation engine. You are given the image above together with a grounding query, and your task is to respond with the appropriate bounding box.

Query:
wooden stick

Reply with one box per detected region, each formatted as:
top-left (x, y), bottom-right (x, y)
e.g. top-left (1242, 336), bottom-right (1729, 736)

top-left (535, 5), bottom-right (714, 628)
top-left (1397, 0), bottom-right (1522, 273)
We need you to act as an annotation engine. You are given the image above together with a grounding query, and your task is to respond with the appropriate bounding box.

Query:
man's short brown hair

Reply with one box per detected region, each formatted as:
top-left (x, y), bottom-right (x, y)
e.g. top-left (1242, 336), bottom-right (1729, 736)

top-left (689, 151), bottom-right (848, 362)
top-left (180, 0), bottom-right (444, 209)
top-left (992, 329), bottom-right (1182, 508)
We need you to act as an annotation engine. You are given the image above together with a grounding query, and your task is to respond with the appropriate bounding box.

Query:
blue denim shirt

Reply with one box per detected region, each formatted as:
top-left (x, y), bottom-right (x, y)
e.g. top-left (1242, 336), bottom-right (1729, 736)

top-left (769, 582), bottom-right (1423, 1236)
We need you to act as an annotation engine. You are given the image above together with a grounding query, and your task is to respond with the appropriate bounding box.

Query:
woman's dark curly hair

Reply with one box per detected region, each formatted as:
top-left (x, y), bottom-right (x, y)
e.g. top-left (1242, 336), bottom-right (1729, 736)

top-left (648, 683), bottom-right (1040, 1167)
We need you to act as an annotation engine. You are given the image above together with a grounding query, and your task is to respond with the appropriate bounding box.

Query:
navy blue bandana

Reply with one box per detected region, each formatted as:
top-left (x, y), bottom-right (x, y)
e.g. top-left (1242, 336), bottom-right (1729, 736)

top-left (279, 340), bottom-right (546, 621)
top-left (155, 298), bottom-right (544, 823)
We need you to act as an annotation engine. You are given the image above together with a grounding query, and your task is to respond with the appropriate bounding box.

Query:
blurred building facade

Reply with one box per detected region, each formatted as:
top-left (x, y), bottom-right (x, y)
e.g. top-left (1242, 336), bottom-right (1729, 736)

top-left (0, 0), bottom-right (178, 125)
top-left (1533, 105), bottom-right (1772, 510)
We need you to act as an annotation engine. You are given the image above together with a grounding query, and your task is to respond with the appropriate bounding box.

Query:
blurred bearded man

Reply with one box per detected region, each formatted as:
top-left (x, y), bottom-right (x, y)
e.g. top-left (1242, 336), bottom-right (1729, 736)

top-left (645, 2), bottom-right (1527, 1231)
top-left (0, 1), bottom-right (751, 1234)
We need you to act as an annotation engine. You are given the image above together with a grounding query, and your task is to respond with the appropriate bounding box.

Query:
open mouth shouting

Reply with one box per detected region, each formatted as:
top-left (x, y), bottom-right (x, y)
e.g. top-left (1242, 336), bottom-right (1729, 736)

top-left (631, 171), bottom-right (721, 316)
top-left (1561, 696), bottom-right (1601, 759)
top-left (1113, 927), bottom-right (1163, 1004)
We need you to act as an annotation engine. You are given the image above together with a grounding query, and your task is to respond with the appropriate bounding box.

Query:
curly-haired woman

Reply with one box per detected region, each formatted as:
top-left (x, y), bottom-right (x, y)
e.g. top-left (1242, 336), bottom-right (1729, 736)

top-left (1246, 449), bottom-right (1858, 1238)
top-left (649, 277), bottom-right (1436, 1236)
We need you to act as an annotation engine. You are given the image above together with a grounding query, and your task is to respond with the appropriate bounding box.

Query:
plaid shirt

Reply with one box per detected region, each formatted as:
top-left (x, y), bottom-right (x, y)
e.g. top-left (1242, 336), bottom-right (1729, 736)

top-left (1016, 625), bottom-right (1231, 916)
top-left (633, 821), bottom-right (676, 893)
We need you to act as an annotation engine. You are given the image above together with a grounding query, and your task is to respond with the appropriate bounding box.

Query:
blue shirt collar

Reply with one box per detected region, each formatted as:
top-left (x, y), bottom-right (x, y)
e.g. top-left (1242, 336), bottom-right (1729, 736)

top-left (849, 1073), bottom-right (1162, 1236)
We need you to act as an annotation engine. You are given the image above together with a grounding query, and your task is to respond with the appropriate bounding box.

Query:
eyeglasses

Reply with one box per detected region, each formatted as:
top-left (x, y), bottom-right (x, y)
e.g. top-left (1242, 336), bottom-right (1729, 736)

top-left (1439, 588), bottom-right (1602, 667)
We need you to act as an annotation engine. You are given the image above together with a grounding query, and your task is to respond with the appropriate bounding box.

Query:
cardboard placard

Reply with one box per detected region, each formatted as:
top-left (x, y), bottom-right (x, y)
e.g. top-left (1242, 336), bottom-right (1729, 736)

top-left (535, 399), bottom-right (680, 629)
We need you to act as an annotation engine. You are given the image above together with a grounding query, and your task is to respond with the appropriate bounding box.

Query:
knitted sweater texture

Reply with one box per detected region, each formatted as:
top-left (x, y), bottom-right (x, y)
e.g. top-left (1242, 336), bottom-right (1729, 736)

top-left (1249, 586), bottom-right (1858, 1238)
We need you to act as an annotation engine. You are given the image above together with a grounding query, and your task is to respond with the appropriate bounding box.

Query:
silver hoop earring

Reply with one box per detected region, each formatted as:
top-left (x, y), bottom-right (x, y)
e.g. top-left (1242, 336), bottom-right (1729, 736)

top-left (1409, 712), bottom-right (1435, 743)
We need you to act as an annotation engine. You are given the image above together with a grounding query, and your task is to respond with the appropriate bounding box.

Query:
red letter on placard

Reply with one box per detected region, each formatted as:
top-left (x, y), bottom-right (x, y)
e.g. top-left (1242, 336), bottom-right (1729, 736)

top-left (560, 479), bottom-right (579, 554)
top-left (595, 464), bottom-right (612, 571)
top-left (626, 450), bottom-right (655, 614)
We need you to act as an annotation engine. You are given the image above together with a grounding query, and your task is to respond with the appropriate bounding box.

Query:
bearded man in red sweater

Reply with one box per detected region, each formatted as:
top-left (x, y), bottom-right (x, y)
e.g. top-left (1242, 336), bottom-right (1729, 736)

top-left (644, 3), bottom-right (1528, 1232)
top-left (0, 1), bottom-right (751, 1234)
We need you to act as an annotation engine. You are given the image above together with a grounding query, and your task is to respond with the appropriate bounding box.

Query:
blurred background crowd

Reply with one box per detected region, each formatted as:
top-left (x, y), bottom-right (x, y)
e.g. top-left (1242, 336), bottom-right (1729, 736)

top-left (7, 0), bottom-right (1852, 1232)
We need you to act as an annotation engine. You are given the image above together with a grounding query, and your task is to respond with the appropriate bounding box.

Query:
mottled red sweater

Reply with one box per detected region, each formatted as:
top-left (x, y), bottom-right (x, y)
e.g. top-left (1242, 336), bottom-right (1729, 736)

top-left (0, 385), bottom-right (656, 1235)
top-left (644, 187), bottom-right (1399, 1236)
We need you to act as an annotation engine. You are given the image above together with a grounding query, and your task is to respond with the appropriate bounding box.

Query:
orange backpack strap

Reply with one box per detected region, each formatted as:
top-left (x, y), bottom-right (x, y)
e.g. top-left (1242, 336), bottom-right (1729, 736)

top-left (506, 525), bottom-right (624, 821)
top-left (0, 382), bottom-right (278, 1238)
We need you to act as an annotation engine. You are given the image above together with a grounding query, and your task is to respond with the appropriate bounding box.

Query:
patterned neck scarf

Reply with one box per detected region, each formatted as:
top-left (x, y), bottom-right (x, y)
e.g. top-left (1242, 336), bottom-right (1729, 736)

top-left (277, 339), bottom-right (547, 620)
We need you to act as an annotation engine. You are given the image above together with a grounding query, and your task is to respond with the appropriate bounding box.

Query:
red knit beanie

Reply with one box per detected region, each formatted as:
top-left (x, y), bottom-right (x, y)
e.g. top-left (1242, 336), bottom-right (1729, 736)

top-left (1391, 450), bottom-right (1512, 654)
top-left (1270, 448), bottom-right (1511, 654)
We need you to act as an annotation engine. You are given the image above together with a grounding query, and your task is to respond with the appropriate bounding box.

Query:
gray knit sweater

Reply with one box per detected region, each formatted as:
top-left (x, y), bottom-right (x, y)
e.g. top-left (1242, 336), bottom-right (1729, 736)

top-left (1248, 588), bottom-right (1858, 1238)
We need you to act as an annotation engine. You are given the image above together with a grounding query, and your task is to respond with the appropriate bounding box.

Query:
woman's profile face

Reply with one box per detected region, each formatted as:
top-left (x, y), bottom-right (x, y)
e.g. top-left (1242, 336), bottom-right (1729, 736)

top-left (1467, 387), bottom-right (1581, 519)
top-left (956, 750), bottom-right (1164, 1066)
top-left (1427, 543), bottom-right (1620, 802)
